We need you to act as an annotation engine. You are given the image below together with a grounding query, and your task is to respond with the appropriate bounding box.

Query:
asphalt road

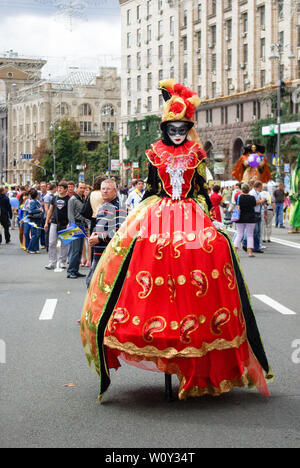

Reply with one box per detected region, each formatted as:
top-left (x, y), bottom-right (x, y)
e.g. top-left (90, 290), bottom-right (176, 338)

top-left (0, 227), bottom-right (299, 448)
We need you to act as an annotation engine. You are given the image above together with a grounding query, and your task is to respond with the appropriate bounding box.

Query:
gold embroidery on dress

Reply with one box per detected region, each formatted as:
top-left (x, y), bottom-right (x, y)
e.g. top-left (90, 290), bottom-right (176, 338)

top-left (104, 330), bottom-right (247, 359)
top-left (210, 308), bottom-right (231, 335)
top-left (223, 263), bottom-right (236, 290)
top-left (142, 316), bottom-right (167, 343)
top-left (136, 271), bottom-right (153, 299)
top-left (97, 269), bottom-right (112, 294)
top-left (190, 270), bottom-right (209, 298)
top-left (179, 315), bottom-right (199, 344)
top-left (108, 308), bottom-right (130, 333)
top-left (199, 226), bottom-right (217, 253)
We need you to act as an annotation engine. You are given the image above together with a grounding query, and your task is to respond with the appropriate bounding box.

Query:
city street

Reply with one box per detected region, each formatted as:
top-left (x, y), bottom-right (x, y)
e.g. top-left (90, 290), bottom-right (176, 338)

top-left (0, 228), bottom-right (299, 448)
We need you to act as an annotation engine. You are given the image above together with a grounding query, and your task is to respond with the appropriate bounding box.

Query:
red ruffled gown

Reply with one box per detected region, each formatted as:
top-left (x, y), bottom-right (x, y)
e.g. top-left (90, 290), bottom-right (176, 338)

top-left (80, 140), bottom-right (273, 401)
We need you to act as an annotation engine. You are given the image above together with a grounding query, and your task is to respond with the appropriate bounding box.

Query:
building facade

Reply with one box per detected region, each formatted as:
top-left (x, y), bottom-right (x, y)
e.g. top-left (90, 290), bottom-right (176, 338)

top-left (7, 67), bottom-right (121, 185)
top-left (119, 0), bottom-right (300, 179)
top-left (0, 51), bottom-right (46, 183)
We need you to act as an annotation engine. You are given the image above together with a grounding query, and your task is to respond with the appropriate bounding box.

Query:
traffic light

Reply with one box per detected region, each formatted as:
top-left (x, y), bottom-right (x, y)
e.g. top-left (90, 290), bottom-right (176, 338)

top-left (280, 80), bottom-right (286, 97)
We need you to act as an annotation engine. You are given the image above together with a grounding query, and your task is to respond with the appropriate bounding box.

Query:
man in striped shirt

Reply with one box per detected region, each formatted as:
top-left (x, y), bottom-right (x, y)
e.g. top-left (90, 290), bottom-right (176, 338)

top-left (86, 179), bottom-right (127, 287)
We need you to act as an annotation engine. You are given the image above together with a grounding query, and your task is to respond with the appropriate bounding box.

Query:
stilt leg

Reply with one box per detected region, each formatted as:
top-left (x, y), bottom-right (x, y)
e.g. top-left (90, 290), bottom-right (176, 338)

top-left (164, 373), bottom-right (175, 402)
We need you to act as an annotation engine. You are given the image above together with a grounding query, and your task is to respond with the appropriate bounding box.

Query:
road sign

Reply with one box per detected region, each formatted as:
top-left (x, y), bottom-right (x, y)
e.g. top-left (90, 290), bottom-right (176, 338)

top-left (22, 154), bottom-right (32, 160)
top-left (111, 159), bottom-right (120, 171)
top-left (262, 122), bottom-right (300, 136)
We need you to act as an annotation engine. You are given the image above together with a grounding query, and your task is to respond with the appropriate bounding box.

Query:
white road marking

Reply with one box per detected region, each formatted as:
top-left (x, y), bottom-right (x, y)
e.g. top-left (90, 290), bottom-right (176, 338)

top-left (227, 227), bottom-right (300, 250)
top-left (39, 299), bottom-right (58, 321)
top-left (269, 237), bottom-right (300, 249)
top-left (253, 295), bottom-right (297, 315)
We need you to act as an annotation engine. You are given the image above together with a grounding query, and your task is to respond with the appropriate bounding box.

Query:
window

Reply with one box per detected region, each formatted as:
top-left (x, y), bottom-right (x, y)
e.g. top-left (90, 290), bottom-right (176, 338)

top-left (127, 55), bottom-right (131, 70)
top-left (137, 28), bottom-right (141, 46)
top-left (137, 4), bottom-right (141, 20)
top-left (211, 25), bottom-right (216, 45)
top-left (228, 49), bottom-right (232, 68)
top-left (147, 25), bottom-right (152, 42)
top-left (170, 16), bottom-right (174, 35)
top-left (183, 36), bottom-right (187, 52)
top-left (279, 31), bottom-right (284, 48)
top-left (243, 43), bottom-right (248, 64)
top-left (226, 19), bottom-right (232, 39)
top-left (206, 109), bottom-right (213, 124)
top-left (158, 20), bottom-right (163, 38)
top-left (147, 72), bottom-right (152, 90)
top-left (197, 58), bottom-right (202, 76)
top-left (260, 38), bottom-right (265, 60)
top-left (147, 96), bottom-right (152, 112)
top-left (80, 103), bottom-right (92, 116)
top-left (147, 0), bottom-right (152, 17)
top-left (197, 3), bottom-right (202, 21)
top-left (147, 49), bottom-right (152, 66)
top-left (197, 31), bottom-right (201, 49)
top-left (127, 77), bottom-right (131, 95)
top-left (127, 32), bottom-right (131, 48)
top-left (212, 0), bottom-right (216, 16)
top-left (137, 51), bottom-right (141, 68)
top-left (212, 53), bottom-right (216, 73)
top-left (170, 41), bottom-right (174, 57)
top-left (212, 82), bottom-right (216, 98)
top-left (127, 101), bottom-right (131, 116)
top-left (158, 44), bottom-right (163, 61)
top-left (261, 70), bottom-right (266, 87)
top-left (184, 63), bottom-right (188, 80)
top-left (137, 98), bottom-right (141, 114)
top-left (80, 122), bottom-right (91, 132)
top-left (126, 9), bottom-right (131, 25)
top-left (260, 5), bottom-right (265, 28)
top-left (183, 10), bottom-right (188, 27)
top-left (170, 66), bottom-right (174, 78)
top-left (242, 12), bottom-right (248, 33)
top-left (137, 75), bottom-right (141, 92)
top-left (278, 0), bottom-right (284, 19)
top-left (298, 26), bottom-right (300, 47)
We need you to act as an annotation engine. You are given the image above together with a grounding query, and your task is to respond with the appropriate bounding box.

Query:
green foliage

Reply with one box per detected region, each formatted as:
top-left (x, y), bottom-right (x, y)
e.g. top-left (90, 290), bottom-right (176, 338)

top-left (125, 115), bottom-right (161, 179)
top-left (38, 118), bottom-right (119, 184)
top-left (250, 85), bottom-right (300, 178)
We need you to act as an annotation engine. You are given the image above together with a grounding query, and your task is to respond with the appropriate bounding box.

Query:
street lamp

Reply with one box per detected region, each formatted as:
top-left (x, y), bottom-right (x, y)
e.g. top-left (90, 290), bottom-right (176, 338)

top-left (49, 122), bottom-right (61, 182)
top-left (269, 43), bottom-right (296, 182)
top-left (269, 43), bottom-right (282, 182)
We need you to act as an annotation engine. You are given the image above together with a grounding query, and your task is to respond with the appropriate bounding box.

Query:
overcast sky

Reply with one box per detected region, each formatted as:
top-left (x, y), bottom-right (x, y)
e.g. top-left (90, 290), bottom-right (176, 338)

top-left (0, 0), bottom-right (121, 79)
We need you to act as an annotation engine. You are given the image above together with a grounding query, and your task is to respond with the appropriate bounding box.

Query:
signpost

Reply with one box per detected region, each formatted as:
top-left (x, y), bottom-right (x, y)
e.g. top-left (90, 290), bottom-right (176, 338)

top-left (22, 154), bottom-right (33, 160)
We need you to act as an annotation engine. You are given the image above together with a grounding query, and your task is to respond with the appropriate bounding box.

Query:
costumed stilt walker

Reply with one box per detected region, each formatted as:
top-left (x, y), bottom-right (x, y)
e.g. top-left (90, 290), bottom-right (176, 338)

top-left (288, 153), bottom-right (300, 234)
top-left (80, 79), bottom-right (273, 402)
top-left (232, 144), bottom-right (271, 184)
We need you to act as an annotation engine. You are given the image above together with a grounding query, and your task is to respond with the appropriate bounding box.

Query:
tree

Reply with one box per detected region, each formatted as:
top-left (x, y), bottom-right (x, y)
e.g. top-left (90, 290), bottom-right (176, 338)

top-left (43, 118), bottom-right (85, 181)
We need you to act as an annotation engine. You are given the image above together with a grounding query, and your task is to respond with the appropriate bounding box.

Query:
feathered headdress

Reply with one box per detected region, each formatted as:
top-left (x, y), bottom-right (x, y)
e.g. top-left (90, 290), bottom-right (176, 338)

top-left (159, 79), bottom-right (202, 144)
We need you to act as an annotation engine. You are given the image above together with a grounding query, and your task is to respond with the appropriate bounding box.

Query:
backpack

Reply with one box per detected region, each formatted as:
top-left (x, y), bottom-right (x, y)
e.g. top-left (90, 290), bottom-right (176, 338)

top-left (80, 193), bottom-right (93, 220)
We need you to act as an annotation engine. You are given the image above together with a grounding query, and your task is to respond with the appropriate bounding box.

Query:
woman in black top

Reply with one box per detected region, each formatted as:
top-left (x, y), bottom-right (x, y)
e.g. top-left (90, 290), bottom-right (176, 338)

top-left (233, 183), bottom-right (265, 257)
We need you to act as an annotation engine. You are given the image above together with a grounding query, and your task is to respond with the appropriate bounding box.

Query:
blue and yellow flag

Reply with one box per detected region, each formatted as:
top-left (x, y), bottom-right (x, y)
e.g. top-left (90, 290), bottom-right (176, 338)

top-left (22, 216), bottom-right (43, 230)
top-left (58, 223), bottom-right (87, 245)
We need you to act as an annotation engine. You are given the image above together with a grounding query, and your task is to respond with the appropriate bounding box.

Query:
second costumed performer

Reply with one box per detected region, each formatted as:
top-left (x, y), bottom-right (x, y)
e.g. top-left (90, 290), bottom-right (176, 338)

top-left (80, 79), bottom-right (273, 402)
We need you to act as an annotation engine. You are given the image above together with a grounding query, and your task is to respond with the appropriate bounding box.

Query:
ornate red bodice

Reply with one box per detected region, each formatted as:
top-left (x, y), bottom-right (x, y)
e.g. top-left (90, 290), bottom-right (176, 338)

top-left (146, 140), bottom-right (207, 200)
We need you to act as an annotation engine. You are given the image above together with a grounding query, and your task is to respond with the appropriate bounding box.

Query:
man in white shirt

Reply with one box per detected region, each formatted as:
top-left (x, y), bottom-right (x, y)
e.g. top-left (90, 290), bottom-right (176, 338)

top-left (126, 179), bottom-right (145, 211)
top-left (244, 180), bottom-right (265, 253)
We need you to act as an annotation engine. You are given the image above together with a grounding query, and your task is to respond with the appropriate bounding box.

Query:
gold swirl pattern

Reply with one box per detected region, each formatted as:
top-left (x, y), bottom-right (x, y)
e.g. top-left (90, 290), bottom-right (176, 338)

top-left (199, 226), bottom-right (217, 253)
top-left (97, 269), bottom-right (112, 294)
top-left (167, 275), bottom-right (177, 303)
top-left (142, 316), bottom-right (167, 343)
top-left (211, 308), bottom-right (231, 335)
top-left (136, 271), bottom-right (153, 299)
top-left (223, 263), bottom-right (236, 290)
top-left (190, 270), bottom-right (209, 298)
top-left (154, 232), bottom-right (171, 260)
top-left (108, 307), bottom-right (130, 333)
top-left (180, 315), bottom-right (199, 344)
